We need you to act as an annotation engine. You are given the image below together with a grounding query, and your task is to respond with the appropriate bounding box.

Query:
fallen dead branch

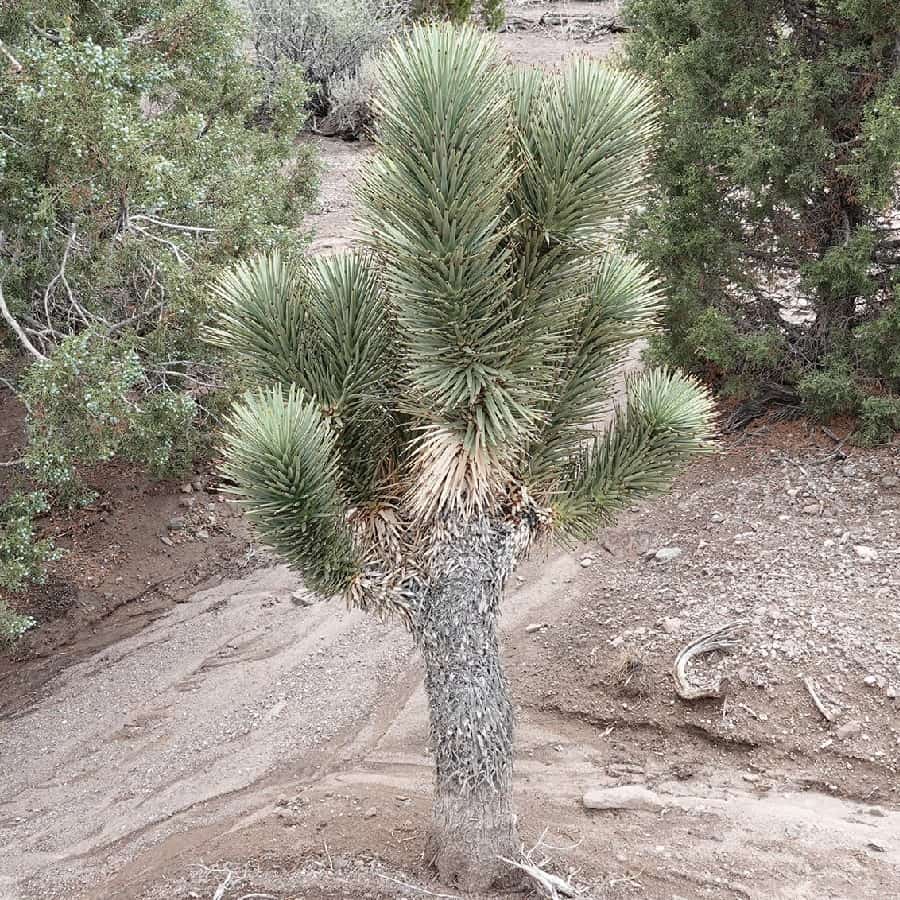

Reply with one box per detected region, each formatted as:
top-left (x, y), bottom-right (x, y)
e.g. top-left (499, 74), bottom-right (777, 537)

top-left (802, 676), bottom-right (835, 722)
top-left (211, 868), bottom-right (235, 900)
top-left (673, 621), bottom-right (747, 700)
top-left (372, 871), bottom-right (460, 898)
top-left (0, 38), bottom-right (23, 73)
top-left (498, 855), bottom-right (576, 899)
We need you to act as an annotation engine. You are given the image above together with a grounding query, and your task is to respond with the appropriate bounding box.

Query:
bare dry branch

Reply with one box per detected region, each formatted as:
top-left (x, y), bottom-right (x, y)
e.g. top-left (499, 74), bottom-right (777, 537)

top-left (802, 676), bottom-right (835, 722)
top-left (211, 868), bottom-right (234, 900)
top-left (372, 871), bottom-right (460, 898)
top-left (0, 39), bottom-right (23, 73)
top-left (498, 855), bottom-right (576, 899)
top-left (673, 621), bottom-right (747, 701)
top-left (129, 213), bottom-right (217, 235)
top-left (0, 280), bottom-right (48, 362)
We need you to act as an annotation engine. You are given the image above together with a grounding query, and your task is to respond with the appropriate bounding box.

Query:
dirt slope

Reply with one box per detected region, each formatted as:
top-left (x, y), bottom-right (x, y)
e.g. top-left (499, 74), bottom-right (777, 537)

top-left (2, 428), bottom-right (898, 900)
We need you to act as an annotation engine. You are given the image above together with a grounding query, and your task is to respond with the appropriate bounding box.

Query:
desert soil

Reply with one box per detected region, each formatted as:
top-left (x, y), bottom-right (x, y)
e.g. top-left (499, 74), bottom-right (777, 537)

top-left (2, 6), bottom-right (900, 900)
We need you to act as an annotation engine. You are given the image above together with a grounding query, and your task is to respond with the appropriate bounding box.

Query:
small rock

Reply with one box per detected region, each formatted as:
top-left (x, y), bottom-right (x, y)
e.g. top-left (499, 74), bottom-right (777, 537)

top-left (159, 535), bottom-right (174, 547)
top-left (192, 477), bottom-right (204, 491)
top-left (886, 686), bottom-right (897, 699)
top-left (580, 557), bottom-right (593, 568)
top-left (291, 590), bottom-right (315, 607)
top-left (179, 483), bottom-right (193, 494)
top-left (196, 529), bottom-right (210, 540)
top-left (880, 474), bottom-right (899, 489)
top-left (179, 497), bottom-right (196, 509)
top-left (854, 545), bottom-right (877, 562)
top-left (525, 623), bottom-right (544, 634)
top-left (661, 617), bottom-right (683, 635)
top-left (364, 806), bottom-right (378, 819)
top-left (582, 785), bottom-right (664, 812)
top-left (802, 503), bottom-right (820, 516)
top-left (167, 516), bottom-right (186, 531)
top-left (864, 675), bottom-right (878, 687)
top-left (710, 512), bottom-right (724, 524)
top-left (653, 547), bottom-right (683, 563)
top-left (836, 720), bottom-right (862, 740)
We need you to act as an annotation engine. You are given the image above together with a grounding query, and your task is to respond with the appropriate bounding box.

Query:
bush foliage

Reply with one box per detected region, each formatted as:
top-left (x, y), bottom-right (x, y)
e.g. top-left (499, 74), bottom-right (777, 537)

top-left (1, 0), bottom-right (318, 500)
top-left (0, 490), bottom-right (62, 642)
top-left (246, 0), bottom-right (407, 118)
top-left (626, 0), bottom-right (900, 439)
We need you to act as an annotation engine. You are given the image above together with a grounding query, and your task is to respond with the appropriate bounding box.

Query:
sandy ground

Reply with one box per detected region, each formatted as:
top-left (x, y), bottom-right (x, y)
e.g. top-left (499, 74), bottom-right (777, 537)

top-left (3, 430), bottom-right (898, 900)
top-left (3, 7), bottom-right (900, 900)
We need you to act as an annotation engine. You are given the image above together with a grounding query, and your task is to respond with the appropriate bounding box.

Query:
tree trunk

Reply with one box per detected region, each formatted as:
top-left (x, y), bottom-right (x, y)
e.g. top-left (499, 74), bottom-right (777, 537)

top-left (415, 516), bottom-right (526, 892)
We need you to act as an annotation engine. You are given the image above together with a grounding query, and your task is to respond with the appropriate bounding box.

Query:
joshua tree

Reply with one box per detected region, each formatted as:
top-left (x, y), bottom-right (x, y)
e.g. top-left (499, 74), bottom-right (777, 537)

top-left (211, 24), bottom-right (715, 891)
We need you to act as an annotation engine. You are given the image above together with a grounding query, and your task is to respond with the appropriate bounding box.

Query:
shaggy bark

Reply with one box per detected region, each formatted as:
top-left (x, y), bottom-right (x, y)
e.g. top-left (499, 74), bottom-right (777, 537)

top-left (414, 516), bottom-right (528, 892)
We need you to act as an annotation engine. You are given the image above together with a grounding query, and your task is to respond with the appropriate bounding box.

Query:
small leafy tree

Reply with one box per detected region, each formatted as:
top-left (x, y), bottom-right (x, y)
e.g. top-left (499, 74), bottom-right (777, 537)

top-left (212, 25), bottom-right (714, 891)
top-left (625, 0), bottom-right (900, 435)
top-left (0, 0), bottom-right (317, 498)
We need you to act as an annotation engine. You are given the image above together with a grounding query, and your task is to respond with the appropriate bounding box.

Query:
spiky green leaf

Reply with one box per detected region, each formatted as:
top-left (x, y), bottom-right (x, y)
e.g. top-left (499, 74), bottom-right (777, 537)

top-left (220, 385), bottom-right (360, 594)
top-left (207, 251), bottom-right (312, 388)
top-left (554, 369), bottom-right (716, 540)
top-left (513, 58), bottom-right (659, 244)
top-left (359, 24), bottom-right (541, 503)
top-left (210, 251), bottom-right (401, 503)
top-left (528, 252), bottom-right (663, 484)
top-left (307, 253), bottom-right (401, 500)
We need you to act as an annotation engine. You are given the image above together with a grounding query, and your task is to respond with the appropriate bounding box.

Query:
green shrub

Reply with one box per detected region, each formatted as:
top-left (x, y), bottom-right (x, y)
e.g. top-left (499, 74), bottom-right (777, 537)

top-left (856, 290), bottom-right (900, 389)
top-left (797, 359), bottom-right (861, 423)
top-left (321, 54), bottom-right (380, 138)
top-left (855, 397), bottom-right (900, 447)
top-left (21, 331), bottom-right (197, 502)
top-left (0, 602), bottom-right (35, 644)
top-left (246, 0), bottom-right (406, 113)
top-left (0, 491), bottom-right (62, 595)
top-left (1, 0), bottom-right (318, 498)
top-left (625, 0), bottom-right (900, 437)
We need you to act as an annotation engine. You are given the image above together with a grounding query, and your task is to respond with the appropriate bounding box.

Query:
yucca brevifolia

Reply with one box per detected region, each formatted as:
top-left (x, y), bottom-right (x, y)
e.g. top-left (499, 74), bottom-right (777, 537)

top-left (210, 25), bottom-right (715, 891)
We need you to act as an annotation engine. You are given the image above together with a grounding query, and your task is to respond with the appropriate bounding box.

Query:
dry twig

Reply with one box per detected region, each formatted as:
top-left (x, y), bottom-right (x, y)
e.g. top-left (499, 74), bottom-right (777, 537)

top-left (498, 855), bottom-right (576, 899)
top-left (372, 872), bottom-right (460, 898)
top-left (211, 868), bottom-right (235, 900)
top-left (802, 676), bottom-right (835, 722)
top-left (0, 39), bottom-right (23, 73)
top-left (0, 280), bottom-right (47, 361)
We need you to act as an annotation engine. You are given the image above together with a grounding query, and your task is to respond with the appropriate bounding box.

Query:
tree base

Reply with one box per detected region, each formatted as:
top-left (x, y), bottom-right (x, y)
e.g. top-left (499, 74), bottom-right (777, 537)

top-left (425, 790), bottom-right (520, 893)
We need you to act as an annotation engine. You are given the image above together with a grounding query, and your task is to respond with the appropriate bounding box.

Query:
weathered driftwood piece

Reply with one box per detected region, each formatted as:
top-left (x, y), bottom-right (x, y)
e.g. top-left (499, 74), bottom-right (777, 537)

top-left (802, 676), bottom-right (836, 722)
top-left (673, 621), bottom-right (747, 700)
top-left (497, 855), bottom-right (576, 899)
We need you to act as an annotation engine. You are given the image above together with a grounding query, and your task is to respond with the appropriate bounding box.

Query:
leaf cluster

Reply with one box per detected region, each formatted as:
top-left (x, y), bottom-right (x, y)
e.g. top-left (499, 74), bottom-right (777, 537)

top-left (214, 25), bottom-right (716, 609)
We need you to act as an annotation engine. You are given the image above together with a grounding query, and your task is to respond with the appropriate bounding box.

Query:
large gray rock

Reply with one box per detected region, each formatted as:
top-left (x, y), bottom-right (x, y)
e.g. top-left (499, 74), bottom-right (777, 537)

top-left (582, 785), bottom-right (664, 812)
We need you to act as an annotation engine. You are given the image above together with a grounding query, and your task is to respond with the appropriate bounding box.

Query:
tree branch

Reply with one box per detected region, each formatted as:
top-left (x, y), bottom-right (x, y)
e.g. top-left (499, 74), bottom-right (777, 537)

top-left (0, 281), bottom-right (48, 362)
top-left (128, 213), bottom-right (216, 235)
top-left (0, 39), bottom-right (23, 74)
